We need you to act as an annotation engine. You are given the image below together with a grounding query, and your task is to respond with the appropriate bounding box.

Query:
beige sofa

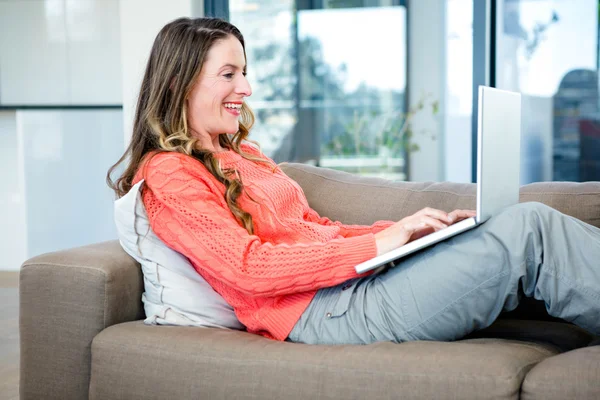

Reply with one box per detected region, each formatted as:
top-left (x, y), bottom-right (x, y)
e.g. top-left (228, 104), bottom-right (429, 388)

top-left (20, 163), bottom-right (600, 400)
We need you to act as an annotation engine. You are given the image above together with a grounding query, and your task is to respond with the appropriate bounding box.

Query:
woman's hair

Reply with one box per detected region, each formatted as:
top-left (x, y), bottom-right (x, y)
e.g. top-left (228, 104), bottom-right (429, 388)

top-left (107, 17), bottom-right (268, 234)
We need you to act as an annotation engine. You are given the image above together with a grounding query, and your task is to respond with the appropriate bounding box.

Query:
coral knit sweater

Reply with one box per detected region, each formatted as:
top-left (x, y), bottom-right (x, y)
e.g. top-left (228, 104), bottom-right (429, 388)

top-left (134, 144), bottom-right (394, 341)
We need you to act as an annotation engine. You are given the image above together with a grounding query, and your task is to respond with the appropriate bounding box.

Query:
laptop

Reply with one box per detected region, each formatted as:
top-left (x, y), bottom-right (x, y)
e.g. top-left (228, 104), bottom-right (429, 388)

top-left (355, 86), bottom-right (522, 274)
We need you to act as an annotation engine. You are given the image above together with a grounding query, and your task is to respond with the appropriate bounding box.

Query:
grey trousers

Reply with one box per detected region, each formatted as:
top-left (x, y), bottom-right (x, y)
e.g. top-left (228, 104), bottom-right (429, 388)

top-left (286, 202), bottom-right (600, 345)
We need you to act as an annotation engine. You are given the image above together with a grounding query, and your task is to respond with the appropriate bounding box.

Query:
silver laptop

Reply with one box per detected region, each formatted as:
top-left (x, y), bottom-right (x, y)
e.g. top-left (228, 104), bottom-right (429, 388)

top-left (355, 86), bottom-right (522, 274)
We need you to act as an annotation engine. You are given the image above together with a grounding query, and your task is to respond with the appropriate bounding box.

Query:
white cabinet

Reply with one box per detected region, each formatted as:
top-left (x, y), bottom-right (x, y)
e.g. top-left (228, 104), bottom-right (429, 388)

top-left (0, 0), bottom-right (70, 104)
top-left (65, 0), bottom-right (122, 104)
top-left (0, 0), bottom-right (122, 105)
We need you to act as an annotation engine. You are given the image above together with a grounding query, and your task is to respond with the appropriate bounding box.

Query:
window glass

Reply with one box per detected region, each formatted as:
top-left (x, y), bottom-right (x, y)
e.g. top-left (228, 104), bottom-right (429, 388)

top-left (496, 0), bottom-right (600, 182)
top-left (230, 0), bottom-right (408, 180)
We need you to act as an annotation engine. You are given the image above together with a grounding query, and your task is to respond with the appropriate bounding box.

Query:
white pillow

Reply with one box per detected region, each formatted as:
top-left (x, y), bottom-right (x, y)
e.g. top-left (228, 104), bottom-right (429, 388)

top-left (114, 179), bottom-right (245, 330)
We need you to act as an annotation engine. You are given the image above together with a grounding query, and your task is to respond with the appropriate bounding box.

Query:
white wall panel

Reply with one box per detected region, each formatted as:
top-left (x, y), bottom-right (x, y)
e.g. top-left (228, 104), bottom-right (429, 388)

top-left (444, 0), bottom-right (473, 183)
top-left (0, 0), bottom-right (69, 104)
top-left (16, 110), bottom-right (124, 258)
top-left (0, 0), bottom-right (121, 105)
top-left (119, 0), bottom-right (201, 144)
top-left (66, 0), bottom-right (122, 104)
top-left (0, 112), bottom-right (27, 270)
top-left (408, 0), bottom-right (446, 182)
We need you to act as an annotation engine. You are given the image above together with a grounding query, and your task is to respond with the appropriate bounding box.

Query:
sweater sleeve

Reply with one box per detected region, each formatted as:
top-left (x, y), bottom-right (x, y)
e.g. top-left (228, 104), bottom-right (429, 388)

top-left (141, 153), bottom-right (377, 298)
top-left (239, 143), bottom-right (395, 237)
top-left (304, 207), bottom-right (395, 238)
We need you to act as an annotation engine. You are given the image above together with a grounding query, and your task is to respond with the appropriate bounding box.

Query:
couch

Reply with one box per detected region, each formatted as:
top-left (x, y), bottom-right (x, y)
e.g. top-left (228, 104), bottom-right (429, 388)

top-left (19, 162), bottom-right (600, 400)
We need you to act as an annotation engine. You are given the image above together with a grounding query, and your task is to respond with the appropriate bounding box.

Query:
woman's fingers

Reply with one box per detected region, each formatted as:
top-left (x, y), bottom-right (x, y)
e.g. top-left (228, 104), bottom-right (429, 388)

top-left (410, 208), bottom-right (476, 228)
top-left (405, 215), bottom-right (448, 233)
top-left (377, 210), bottom-right (455, 255)
top-left (408, 226), bottom-right (435, 241)
top-left (448, 209), bottom-right (477, 222)
top-left (415, 207), bottom-right (453, 224)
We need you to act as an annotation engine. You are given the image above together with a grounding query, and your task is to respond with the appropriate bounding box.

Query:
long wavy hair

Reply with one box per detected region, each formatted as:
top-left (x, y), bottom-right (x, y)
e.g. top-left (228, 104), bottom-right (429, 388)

top-left (107, 17), bottom-right (269, 234)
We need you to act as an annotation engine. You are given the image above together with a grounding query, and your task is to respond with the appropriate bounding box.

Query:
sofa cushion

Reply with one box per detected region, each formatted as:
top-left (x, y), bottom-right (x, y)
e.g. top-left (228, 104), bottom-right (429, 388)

top-left (521, 345), bottom-right (600, 400)
top-left (280, 163), bottom-right (476, 226)
top-left (279, 163), bottom-right (600, 228)
top-left (90, 321), bottom-right (558, 400)
top-left (114, 180), bottom-right (244, 330)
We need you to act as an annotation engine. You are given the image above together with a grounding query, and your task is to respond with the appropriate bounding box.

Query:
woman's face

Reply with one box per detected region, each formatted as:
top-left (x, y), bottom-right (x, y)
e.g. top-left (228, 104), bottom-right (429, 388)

top-left (187, 35), bottom-right (252, 142)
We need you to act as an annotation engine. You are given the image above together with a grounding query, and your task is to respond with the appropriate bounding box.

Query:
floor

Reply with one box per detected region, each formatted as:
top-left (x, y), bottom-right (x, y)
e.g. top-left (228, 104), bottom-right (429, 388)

top-left (0, 272), bottom-right (19, 400)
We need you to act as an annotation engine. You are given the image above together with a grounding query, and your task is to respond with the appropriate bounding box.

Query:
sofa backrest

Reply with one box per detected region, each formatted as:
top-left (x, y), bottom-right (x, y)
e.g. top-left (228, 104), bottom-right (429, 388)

top-left (280, 163), bottom-right (600, 228)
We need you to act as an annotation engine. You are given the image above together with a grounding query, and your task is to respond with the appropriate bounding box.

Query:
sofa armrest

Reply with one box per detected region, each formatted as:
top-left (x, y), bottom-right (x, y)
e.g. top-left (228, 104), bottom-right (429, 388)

top-left (20, 240), bottom-right (143, 400)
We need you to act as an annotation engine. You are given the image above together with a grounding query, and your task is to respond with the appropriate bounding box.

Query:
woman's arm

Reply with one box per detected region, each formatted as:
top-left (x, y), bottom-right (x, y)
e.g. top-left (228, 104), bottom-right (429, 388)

top-left (243, 144), bottom-right (396, 238)
top-left (304, 208), bottom-right (395, 238)
top-left (142, 153), bottom-right (377, 298)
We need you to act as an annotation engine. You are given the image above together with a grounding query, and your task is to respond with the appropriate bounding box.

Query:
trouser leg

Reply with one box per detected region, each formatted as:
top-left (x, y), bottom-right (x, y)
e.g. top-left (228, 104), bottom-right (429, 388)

top-left (287, 202), bottom-right (600, 345)
top-left (367, 201), bottom-right (600, 342)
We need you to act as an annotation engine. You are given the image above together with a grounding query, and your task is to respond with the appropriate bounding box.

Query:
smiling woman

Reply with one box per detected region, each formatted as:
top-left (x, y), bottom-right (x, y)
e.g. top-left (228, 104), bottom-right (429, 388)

top-left (105, 17), bottom-right (600, 346)
top-left (107, 17), bottom-right (269, 235)
top-left (186, 35), bottom-right (252, 151)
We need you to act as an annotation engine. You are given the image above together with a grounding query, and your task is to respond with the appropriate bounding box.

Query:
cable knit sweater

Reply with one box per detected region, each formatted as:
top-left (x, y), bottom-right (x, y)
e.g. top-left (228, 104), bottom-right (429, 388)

top-left (134, 143), bottom-right (394, 340)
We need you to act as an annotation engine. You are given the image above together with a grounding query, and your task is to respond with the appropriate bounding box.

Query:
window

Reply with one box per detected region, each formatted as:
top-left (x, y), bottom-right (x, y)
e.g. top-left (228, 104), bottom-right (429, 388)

top-left (229, 0), bottom-right (409, 180)
top-left (445, 0), bottom-right (474, 183)
top-left (496, 0), bottom-right (600, 182)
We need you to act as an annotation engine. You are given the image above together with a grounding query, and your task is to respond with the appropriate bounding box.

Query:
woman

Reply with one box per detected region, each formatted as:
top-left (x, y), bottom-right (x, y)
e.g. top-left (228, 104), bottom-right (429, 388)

top-left (107, 17), bottom-right (600, 345)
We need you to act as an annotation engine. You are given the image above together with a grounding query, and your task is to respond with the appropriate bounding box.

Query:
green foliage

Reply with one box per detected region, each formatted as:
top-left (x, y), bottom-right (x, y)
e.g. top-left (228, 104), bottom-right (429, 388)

top-left (324, 93), bottom-right (439, 157)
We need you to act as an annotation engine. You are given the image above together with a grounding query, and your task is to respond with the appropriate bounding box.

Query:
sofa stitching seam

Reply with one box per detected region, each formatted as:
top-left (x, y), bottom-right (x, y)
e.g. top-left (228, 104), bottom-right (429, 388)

top-left (283, 167), bottom-right (600, 196)
top-left (21, 262), bottom-right (111, 274)
top-left (520, 192), bottom-right (600, 196)
top-left (288, 169), bottom-right (472, 195)
top-left (282, 167), bottom-right (434, 189)
top-left (103, 273), bottom-right (108, 328)
top-left (516, 360), bottom-right (551, 395)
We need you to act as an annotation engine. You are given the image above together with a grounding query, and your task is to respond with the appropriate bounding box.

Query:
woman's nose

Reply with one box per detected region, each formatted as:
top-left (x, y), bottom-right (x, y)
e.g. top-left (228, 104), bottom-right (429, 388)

top-left (236, 75), bottom-right (252, 97)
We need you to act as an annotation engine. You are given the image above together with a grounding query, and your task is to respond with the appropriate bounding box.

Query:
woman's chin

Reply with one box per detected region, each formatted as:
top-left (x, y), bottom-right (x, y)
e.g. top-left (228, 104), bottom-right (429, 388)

top-left (223, 124), bottom-right (240, 135)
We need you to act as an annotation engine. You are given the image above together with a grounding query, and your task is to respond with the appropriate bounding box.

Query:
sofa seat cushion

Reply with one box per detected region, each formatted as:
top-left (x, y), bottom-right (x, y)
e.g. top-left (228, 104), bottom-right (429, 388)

top-left (90, 321), bottom-right (558, 400)
top-left (520, 345), bottom-right (600, 400)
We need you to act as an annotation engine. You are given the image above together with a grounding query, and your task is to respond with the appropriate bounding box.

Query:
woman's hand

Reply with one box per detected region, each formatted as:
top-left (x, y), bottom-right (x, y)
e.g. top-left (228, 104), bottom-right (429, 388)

top-left (374, 208), bottom-right (476, 256)
top-left (409, 209), bottom-right (477, 241)
top-left (448, 209), bottom-right (477, 223)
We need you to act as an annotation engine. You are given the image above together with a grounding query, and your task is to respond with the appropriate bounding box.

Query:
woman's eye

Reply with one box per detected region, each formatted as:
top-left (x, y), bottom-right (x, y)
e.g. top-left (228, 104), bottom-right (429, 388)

top-left (223, 73), bottom-right (234, 79)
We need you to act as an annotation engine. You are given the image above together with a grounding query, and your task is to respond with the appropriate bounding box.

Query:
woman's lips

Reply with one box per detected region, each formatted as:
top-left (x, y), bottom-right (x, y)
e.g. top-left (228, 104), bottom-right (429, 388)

top-left (224, 106), bottom-right (241, 116)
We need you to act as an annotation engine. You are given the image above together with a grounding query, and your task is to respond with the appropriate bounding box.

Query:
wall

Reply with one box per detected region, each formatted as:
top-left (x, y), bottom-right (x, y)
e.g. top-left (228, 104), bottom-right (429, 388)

top-left (408, 0), bottom-right (446, 182)
top-left (119, 0), bottom-right (203, 145)
top-left (0, 0), bottom-right (129, 270)
top-left (0, 112), bottom-right (27, 270)
top-left (0, 0), bottom-right (122, 105)
top-left (0, 0), bottom-right (207, 270)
